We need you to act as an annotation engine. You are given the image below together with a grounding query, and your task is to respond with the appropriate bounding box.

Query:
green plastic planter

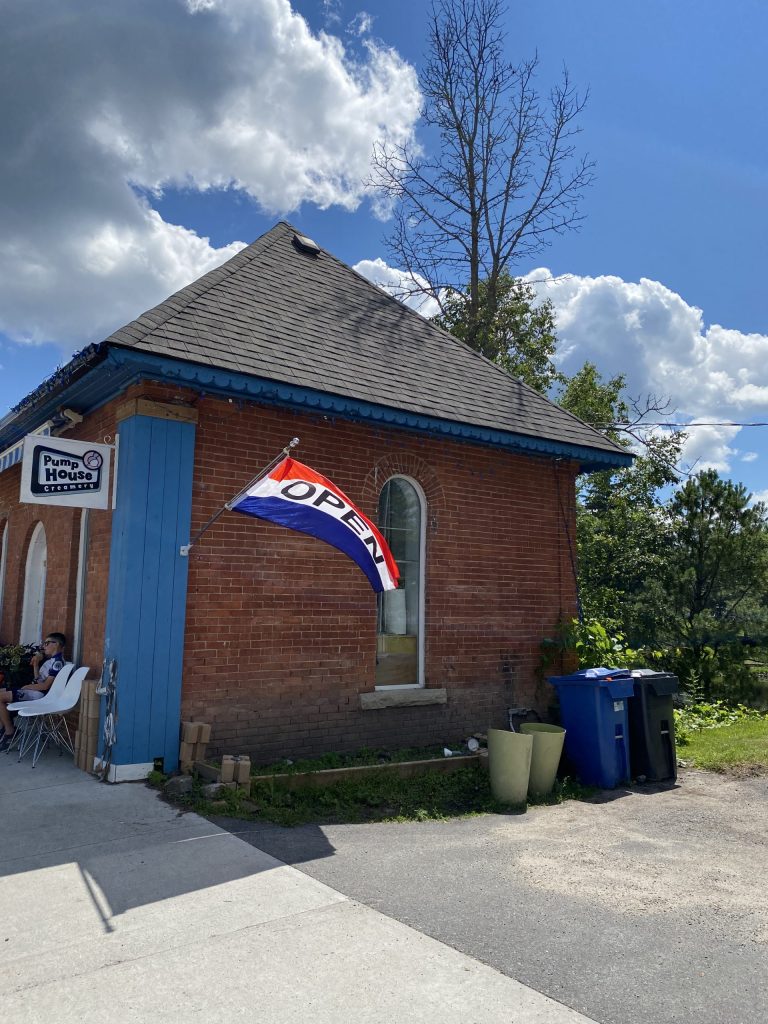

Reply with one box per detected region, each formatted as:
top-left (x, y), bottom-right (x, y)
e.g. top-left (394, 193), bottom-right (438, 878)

top-left (487, 728), bottom-right (533, 806)
top-left (520, 723), bottom-right (566, 797)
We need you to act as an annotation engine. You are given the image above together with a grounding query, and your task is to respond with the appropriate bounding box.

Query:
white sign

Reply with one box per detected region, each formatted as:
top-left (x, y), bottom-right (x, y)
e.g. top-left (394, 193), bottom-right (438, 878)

top-left (20, 435), bottom-right (113, 509)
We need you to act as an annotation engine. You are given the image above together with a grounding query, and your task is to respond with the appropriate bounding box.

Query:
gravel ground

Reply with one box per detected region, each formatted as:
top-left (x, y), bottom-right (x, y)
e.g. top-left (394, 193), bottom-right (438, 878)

top-left (212, 769), bottom-right (768, 1024)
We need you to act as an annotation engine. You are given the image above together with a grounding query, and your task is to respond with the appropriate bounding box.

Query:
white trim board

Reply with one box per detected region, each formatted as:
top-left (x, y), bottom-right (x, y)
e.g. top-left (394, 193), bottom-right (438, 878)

top-left (94, 759), bottom-right (154, 783)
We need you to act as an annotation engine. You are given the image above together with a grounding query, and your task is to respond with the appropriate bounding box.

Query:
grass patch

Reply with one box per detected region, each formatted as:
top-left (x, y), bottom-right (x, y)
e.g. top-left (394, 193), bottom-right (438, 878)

top-left (251, 744), bottom-right (463, 775)
top-left (155, 765), bottom-right (594, 826)
top-left (678, 718), bottom-right (768, 774)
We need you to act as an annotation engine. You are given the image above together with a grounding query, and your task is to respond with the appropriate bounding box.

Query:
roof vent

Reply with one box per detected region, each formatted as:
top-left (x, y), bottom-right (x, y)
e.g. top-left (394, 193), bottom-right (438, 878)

top-left (292, 232), bottom-right (321, 257)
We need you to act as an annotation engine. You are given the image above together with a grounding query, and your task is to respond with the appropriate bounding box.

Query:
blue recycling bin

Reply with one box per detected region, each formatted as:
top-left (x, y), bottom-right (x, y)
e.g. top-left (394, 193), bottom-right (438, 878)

top-left (549, 668), bottom-right (634, 788)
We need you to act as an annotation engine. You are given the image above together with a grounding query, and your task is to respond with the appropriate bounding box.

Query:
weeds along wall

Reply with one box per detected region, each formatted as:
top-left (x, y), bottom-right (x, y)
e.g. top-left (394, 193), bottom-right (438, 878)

top-left (183, 393), bottom-right (580, 763)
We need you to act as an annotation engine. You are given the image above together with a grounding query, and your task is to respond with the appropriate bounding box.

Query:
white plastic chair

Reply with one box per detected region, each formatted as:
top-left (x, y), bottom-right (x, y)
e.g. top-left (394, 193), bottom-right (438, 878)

top-left (5, 662), bottom-right (75, 758)
top-left (16, 666), bottom-right (89, 767)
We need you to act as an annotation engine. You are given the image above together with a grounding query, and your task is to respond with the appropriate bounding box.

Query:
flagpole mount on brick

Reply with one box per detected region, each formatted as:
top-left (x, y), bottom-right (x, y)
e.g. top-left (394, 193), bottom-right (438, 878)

top-left (179, 437), bottom-right (300, 557)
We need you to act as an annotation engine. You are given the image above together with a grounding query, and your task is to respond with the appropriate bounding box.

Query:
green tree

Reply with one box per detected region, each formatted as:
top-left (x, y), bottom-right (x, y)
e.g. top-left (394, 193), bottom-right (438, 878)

top-left (557, 364), bottom-right (684, 642)
top-left (663, 470), bottom-right (768, 698)
top-left (434, 273), bottom-right (561, 391)
top-left (557, 361), bottom-right (628, 443)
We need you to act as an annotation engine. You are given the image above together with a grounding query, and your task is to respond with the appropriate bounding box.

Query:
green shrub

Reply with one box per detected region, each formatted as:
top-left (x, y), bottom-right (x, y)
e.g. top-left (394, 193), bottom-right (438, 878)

top-left (541, 617), bottom-right (662, 673)
top-left (0, 643), bottom-right (38, 687)
top-left (674, 700), bottom-right (768, 746)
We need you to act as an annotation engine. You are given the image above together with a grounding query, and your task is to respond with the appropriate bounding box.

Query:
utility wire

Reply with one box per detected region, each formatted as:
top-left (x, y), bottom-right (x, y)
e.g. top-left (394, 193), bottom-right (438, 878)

top-left (613, 421), bottom-right (768, 429)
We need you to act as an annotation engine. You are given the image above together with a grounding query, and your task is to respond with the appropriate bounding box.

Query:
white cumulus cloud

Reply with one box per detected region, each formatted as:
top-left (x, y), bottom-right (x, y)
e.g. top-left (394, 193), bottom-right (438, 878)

top-left (0, 0), bottom-right (420, 350)
top-left (353, 258), bottom-right (442, 318)
top-left (525, 268), bottom-right (768, 474)
top-left (353, 257), bottom-right (768, 473)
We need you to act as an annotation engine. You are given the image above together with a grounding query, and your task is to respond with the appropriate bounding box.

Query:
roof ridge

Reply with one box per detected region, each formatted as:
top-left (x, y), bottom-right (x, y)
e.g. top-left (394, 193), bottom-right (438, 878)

top-left (92, 219), bottom-right (629, 463)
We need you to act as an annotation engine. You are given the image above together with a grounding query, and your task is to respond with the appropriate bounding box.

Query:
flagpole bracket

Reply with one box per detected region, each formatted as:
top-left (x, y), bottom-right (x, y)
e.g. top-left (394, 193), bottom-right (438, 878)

top-left (177, 437), bottom-right (300, 559)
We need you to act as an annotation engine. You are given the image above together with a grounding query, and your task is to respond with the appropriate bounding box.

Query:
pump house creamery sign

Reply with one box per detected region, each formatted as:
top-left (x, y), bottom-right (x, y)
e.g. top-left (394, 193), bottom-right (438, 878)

top-left (20, 435), bottom-right (112, 509)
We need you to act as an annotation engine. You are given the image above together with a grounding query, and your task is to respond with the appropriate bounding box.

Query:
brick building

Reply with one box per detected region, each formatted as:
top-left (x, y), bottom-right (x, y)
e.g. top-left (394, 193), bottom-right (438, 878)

top-left (0, 222), bottom-right (630, 779)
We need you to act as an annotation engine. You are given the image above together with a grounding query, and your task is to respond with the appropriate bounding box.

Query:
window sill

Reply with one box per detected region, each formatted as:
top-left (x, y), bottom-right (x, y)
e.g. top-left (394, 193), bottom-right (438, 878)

top-left (359, 688), bottom-right (448, 711)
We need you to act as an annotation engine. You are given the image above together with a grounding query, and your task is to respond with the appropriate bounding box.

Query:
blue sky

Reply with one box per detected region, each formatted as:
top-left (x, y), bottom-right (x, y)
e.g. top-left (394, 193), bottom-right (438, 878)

top-left (2, 0), bottom-right (766, 496)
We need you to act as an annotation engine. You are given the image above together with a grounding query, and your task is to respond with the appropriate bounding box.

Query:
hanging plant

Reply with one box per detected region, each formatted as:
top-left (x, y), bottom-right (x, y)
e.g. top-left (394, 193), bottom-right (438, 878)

top-left (0, 643), bottom-right (39, 687)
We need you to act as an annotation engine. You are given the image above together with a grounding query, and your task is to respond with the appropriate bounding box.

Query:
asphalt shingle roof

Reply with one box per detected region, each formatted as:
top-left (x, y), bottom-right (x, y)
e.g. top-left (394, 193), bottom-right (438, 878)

top-left (104, 221), bottom-right (625, 458)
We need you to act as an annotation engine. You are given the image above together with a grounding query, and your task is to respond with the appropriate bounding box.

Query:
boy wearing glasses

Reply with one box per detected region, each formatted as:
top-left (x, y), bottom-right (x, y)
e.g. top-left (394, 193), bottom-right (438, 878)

top-left (0, 632), bottom-right (67, 750)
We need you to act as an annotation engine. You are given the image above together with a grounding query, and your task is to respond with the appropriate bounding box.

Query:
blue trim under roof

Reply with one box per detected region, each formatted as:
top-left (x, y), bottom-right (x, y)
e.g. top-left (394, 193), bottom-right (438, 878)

top-left (0, 346), bottom-right (633, 473)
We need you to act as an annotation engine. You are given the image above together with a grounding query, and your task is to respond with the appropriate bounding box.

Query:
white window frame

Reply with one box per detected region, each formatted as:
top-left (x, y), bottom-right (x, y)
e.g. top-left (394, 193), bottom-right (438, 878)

top-left (375, 474), bottom-right (427, 690)
top-left (20, 521), bottom-right (47, 646)
top-left (73, 509), bottom-right (89, 664)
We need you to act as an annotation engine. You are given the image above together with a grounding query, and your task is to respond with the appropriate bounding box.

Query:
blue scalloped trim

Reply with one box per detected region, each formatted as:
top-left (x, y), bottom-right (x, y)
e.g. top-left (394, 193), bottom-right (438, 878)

top-left (105, 348), bottom-right (632, 471)
top-left (0, 344), bottom-right (633, 473)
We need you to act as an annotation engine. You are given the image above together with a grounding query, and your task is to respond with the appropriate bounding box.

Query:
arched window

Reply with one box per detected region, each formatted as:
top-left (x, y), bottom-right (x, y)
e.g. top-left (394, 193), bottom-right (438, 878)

top-left (20, 522), bottom-right (47, 645)
top-left (376, 476), bottom-right (425, 688)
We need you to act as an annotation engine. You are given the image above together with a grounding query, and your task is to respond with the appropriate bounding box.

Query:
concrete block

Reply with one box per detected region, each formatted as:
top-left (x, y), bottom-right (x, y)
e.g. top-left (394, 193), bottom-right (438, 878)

top-left (359, 687), bottom-right (448, 711)
top-left (181, 721), bottom-right (200, 743)
top-left (220, 755), bottom-right (235, 783)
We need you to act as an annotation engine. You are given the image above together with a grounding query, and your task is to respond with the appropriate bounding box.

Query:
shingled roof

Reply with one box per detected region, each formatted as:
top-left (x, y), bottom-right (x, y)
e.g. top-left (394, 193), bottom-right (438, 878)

top-left (104, 221), bottom-right (625, 459)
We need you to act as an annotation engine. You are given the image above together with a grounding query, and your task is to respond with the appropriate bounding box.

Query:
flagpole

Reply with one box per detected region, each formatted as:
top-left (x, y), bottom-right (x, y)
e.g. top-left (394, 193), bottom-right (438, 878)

top-left (179, 437), bottom-right (299, 556)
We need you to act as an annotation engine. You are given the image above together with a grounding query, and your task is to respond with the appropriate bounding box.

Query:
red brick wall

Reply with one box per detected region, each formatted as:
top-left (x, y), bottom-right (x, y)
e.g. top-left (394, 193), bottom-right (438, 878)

top-left (0, 465), bottom-right (81, 648)
top-left (0, 383), bottom-right (193, 674)
top-left (1, 381), bottom-right (580, 765)
top-left (182, 395), bottom-right (580, 763)
top-left (0, 400), bottom-right (121, 673)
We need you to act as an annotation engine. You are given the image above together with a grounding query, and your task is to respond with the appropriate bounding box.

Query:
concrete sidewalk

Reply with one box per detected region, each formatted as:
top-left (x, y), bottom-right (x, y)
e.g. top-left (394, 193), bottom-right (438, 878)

top-left (1, 751), bottom-right (596, 1024)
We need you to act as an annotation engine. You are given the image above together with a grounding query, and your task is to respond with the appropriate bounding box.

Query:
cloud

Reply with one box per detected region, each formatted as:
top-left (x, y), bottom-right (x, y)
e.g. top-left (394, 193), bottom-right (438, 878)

top-left (0, 0), bottom-right (420, 350)
top-left (353, 256), bottom-right (768, 474)
top-left (349, 12), bottom-right (374, 36)
top-left (353, 258), bottom-right (442, 318)
top-left (525, 268), bottom-right (768, 474)
top-left (322, 0), bottom-right (342, 25)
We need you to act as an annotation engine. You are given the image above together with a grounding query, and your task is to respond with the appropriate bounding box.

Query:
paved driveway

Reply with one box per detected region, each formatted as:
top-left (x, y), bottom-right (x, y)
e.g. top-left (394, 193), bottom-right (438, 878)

top-left (214, 769), bottom-right (768, 1024)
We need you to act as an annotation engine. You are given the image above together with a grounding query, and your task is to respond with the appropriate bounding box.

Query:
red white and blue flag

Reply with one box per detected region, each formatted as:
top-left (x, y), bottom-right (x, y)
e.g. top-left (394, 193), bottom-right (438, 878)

top-left (230, 457), bottom-right (400, 593)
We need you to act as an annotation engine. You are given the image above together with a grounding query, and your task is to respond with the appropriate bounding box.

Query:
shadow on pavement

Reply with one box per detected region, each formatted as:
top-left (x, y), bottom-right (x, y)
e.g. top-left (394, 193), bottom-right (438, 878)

top-left (1, 750), bottom-right (335, 928)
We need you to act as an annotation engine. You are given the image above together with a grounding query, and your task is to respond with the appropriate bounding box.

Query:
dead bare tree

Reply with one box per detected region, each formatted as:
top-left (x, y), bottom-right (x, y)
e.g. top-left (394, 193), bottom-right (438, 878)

top-left (371, 0), bottom-right (594, 351)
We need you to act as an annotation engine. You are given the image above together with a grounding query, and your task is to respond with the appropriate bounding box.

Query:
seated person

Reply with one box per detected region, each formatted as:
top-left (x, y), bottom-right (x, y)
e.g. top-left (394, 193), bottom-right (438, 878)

top-left (0, 632), bottom-right (67, 750)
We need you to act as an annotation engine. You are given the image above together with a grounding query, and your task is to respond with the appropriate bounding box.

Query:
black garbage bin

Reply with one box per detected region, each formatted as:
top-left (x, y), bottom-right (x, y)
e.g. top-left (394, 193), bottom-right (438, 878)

top-left (628, 670), bottom-right (679, 782)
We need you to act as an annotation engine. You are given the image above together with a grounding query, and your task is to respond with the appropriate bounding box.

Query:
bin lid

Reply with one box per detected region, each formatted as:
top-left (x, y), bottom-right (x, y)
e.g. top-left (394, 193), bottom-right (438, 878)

top-left (549, 668), bottom-right (634, 699)
top-left (550, 667), bottom-right (631, 682)
top-left (630, 671), bottom-right (679, 696)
